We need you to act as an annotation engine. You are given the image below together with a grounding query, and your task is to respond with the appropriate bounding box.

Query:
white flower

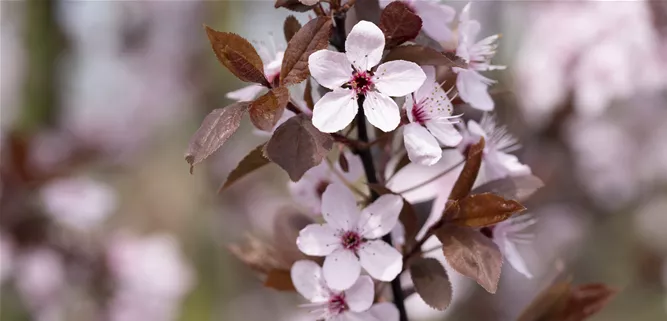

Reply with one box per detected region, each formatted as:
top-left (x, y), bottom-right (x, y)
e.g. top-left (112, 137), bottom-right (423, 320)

top-left (403, 66), bottom-right (462, 166)
top-left (461, 113), bottom-right (530, 184)
top-left (491, 214), bottom-right (535, 279)
top-left (298, 0), bottom-right (320, 5)
top-left (309, 21), bottom-right (426, 133)
top-left (453, 2), bottom-right (505, 111)
top-left (379, 0), bottom-right (456, 43)
top-left (291, 260), bottom-right (399, 321)
top-left (39, 177), bottom-right (117, 231)
top-left (289, 152), bottom-right (364, 215)
top-left (297, 184), bottom-right (403, 290)
top-left (226, 39), bottom-right (284, 101)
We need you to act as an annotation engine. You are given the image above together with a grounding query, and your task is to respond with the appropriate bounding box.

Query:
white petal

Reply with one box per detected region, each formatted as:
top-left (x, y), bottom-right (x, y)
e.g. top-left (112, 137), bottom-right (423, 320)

top-left (367, 303), bottom-right (399, 321)
top-left (466, 119), bottom-right (487, 139)
top-left (344, 275), bottom-right (374, 312)
top-left (498, 237), bottom-right (533, 279)
top-left (496, 152), bottom-right (532, 176)
top-left (414, 66), bottom-right (438, 101)
top-left (358, 240), bottom-right (402, 282)
top-left (312, 89), bottom-right (358, 133)
top-left (225, 84), bottom-right (265, 101)
top-left (358, 194), bottom-right (403, 239)
top-left (454, 68), bottom-right (495, 111)
top-left (291, 260), bottom-right (330, 302)
top-left (403, 123), bottom-right (442, 166)
top-left (297, 224), bottom-right (341, 256)
top-left (346, 21), bottom-right (385, 71)
top-left (323, 249), bottom-right (361, 291)
top-left (321, 183), bottom-right (361, 231)
top-left (338, 152), bottom-right (364, 183)
top-left (299, 0), bottom-right (320, 5)
top-left (413, 1), bottom-right (456, 43)
top-left (309, 50), bottom-right (353, 90)
top-left (404, 93), bottom-right (416, 123)
top-left (363, 91), bottom-right (400, 132)
top-left (373, 61), bottom-right (426, 97)
top-left (426, 120), bottom-right (463, 147)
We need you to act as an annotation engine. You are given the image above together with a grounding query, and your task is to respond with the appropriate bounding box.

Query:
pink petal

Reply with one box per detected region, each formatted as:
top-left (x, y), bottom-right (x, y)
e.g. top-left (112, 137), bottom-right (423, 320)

top-left (455, 68), bottom-right (495, 111)
top-left (358, 194), bottom-right (403, 239)
top-left (344, 275), bottom-right (374, 312)
top-left (403, 123), bottom-right (443, 166)
top-left (308, 50), bottom-right (353, 90)
top-left (225, 84), bottom-right (265, 101)
top-left (426, 120), bottom-right (462, 147)
top-left (297, 224), bottom-right (341, 256)
top-left (312, 89), bottom-right (358, 133)
top-left (323, 249), bottom-right (361, 291)
top-left (466, 119), bottom-right (487, 139)
top-left (363, 91), bottom-right (400, 132)
top-left (358, 240), bottom-right (402, 282)
top-left (290, 260), bottom-right (330, 302)
top-left (346, 21), bottom-right (385, 71)
top-left (373, 61), bottom-right (426, 97)
top-left (321, 183), bottom-right (361, 231)
top-left (404, 93), bottom-right (416, 123)
top-left (414, 66), bottom-right (438, 100)
top-left (413, 1), bottom-right (456, 43)
top-left (499, 237), bottom-right (533, 279)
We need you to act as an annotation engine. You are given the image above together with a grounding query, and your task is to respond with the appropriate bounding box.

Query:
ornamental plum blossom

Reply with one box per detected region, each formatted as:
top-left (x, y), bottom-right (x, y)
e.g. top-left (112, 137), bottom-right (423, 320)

top-left (291, 260), bottom-right (399, 321)
top-left (403, 66), bottom-right (462, 166)
top-left (379, 0), bottom-right (456, 43)
top-left (289, 152), bottom-right (364, 215)
top-left (460, 113), bottom-right (531, 184)
top-left (296, 183), bottom-right (403, 290)
top-left (453, 2), bottom-right (505, 111)
top-left (308, 21), bottom-right (426, 133)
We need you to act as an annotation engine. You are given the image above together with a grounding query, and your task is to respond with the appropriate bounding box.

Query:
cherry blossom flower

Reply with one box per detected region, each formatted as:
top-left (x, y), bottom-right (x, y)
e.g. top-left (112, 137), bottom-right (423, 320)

top-left (296, 183), bottom-right (403, 290)
top-left (403, 66), bottom-right (462, 166)
top-left (379, 0), bottom-right (456, 43)
top-left (309, 21), bottom-right (426, 133)
top-left (460, 113), bottom-right (530, 184)
top-left (289, 152), bottom-right (364, 215)
top-left (453, 2), bottom-right (505, 111)
top-left (486, 214), bottom-right (536, 279)
top-left (39, 176), bottom-right (117, 231)
top-left (291, 260), bottom-right (399, 321)
top-left (15, 248), bottom-right (66, 321)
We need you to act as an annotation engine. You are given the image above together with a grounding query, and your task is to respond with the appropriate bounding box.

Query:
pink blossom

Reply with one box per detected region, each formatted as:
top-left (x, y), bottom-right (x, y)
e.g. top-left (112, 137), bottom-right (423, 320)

top-left (309, 21), bottom-right (425, 133)
top-left (296, 184), bottom-right (403, 290)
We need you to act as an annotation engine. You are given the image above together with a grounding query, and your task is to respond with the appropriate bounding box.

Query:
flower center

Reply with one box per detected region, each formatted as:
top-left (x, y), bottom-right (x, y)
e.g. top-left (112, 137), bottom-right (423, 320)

top-left (349, 71), bottom-right (374, 95)
top-left (328, 293), bottom-right (348, 315)
top-left (411, 101), bottom-right (429, 125)
top-left (341, 230), bottom-right (363, 250)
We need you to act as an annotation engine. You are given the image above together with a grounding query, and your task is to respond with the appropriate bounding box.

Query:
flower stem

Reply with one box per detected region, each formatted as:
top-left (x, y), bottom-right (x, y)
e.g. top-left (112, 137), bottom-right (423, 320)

top-left (356, 97), bottom-right (409, 321)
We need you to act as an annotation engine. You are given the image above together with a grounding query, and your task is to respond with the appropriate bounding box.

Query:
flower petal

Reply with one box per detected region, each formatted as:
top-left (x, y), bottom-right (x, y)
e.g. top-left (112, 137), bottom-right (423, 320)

top-left (323, 249), bottom-right (361, 291)
top-left (346, 21), bottom-right (385, 71)
top-left (358, 194), bottom-right (403, 239)
top-left (321, 183), bottom-right (361, 231)
top-left (466, 119), bottom-right (487, 139)
top-left (308, 50), bottom-right (353, 90)
top-left (414, 66), bottom-right (438, 100)
top-left (297, 224), bottom-right (341, 256)
top-left (403, 123), bottom-right (442, 166)
top-left (363, 91), bottom-right (400, 132)
top-left (373, 61), bottom-right (426, 97)
top-left (358, 240), bottom-right (402, 282)
top-left (366, 302), bottom-right (399, 321)
top-left (312, 89), bottom-right (358, 133)
top-left (344, 275), bottom-right (374, 312)
top-left (226, 84), bottom-right (265, 101)
top-left (413, 1), bottom-right (456, 43)
top-left (291, 260), bottom-right (330, 302)
top-left (426, 120), bottom-right (462, 147)
top-left (404, 93), bottom-right (416, 123)
top-left (499, 237), bottom-right (533, 279)
top-left (454, 68), bottom-right (495, 111)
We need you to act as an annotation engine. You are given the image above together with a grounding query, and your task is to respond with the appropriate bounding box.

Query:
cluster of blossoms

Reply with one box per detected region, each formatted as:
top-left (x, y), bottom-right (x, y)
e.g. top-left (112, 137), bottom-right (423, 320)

top-left (196, 0), bottom-right (616, 320)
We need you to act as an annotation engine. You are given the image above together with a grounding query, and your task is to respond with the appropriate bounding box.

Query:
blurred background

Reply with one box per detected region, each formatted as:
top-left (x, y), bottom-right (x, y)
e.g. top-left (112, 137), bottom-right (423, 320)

top-left (1, 1), bottom-right (666, 321)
